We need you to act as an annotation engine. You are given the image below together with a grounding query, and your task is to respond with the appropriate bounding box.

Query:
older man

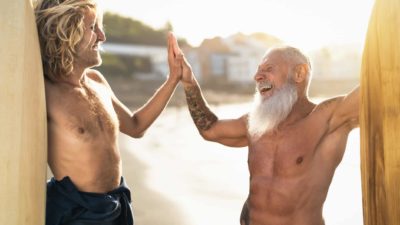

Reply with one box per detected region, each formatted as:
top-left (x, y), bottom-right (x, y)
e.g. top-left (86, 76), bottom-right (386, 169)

top-left (180, 46), bottom-right (359, 225)
top-left (34, 0), bottom-right (183, 224)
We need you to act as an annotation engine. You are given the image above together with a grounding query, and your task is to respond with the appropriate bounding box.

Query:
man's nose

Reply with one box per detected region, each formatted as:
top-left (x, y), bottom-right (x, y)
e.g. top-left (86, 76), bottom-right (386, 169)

top-left (254, 72), bottom-right (265, 82)
top-left (97, 28), bottom-right (106, 42)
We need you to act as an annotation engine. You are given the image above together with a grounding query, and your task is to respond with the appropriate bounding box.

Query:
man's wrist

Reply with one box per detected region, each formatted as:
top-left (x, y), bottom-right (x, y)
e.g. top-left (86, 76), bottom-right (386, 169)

top-left (182, 79), bottom-right (196, 90)
top-left (181, 73), bottom-right (196, 89)
top-left (166, 74), bottom-right (180, 85)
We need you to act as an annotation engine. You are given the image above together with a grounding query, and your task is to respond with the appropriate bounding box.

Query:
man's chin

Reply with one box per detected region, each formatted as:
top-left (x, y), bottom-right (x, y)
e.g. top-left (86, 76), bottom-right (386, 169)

top-left (90, 59), bottom-right (102, 68)
top-left (96, 59), bottom-right (102, 67)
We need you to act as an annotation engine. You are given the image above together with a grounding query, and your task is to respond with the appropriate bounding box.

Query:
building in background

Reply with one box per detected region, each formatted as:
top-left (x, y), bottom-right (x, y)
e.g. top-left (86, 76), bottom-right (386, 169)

top-left (224, 33), bottom-right (281, 83)
top-left (100, 33), bottom-right (361, 89)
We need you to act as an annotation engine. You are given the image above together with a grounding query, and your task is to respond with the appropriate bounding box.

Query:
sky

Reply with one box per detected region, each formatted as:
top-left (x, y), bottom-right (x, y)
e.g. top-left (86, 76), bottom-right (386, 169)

top-left (97, 0), bottom-right (375, 51)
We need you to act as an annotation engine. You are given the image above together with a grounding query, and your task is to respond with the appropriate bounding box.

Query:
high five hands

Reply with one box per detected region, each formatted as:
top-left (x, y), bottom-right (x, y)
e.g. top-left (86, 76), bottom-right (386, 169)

top-left (167, 32), bottom-right (194, 86)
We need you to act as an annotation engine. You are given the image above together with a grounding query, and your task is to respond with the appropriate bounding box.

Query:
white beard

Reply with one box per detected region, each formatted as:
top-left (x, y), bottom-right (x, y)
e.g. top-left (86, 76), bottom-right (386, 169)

top-left (248, 82), bottom-right (298, 138)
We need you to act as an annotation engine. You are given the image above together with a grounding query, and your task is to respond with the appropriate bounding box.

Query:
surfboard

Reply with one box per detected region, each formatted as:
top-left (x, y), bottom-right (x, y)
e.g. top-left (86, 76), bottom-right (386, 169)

top-left (0, 0), bottom-right (47, 224)
top-left (360, 0), bottom-right (400, 224)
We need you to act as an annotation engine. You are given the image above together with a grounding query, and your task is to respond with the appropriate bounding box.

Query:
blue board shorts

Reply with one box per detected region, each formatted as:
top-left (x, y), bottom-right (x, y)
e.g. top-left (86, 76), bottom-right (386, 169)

top-left (46, 176), bottom-right (134, 225)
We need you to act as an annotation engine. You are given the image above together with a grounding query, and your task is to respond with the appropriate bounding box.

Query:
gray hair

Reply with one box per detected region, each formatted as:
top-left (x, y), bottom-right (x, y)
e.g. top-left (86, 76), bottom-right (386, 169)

top-left (266, 46), bottom-right (311, 76)
top-left (265, 46), bottom-right (312, 93)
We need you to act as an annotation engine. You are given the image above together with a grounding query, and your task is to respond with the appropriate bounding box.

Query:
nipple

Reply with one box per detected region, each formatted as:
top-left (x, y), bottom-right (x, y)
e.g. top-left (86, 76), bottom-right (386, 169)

top-left (296, 157), bottom-right (303, 165)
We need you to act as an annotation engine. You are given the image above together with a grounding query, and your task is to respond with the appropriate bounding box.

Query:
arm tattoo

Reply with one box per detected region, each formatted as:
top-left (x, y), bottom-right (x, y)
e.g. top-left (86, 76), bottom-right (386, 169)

top-left (184, 84), bottom-right (218, 131)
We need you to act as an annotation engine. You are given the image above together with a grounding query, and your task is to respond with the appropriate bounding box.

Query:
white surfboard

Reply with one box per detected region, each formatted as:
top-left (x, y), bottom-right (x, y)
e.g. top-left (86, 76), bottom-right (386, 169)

top-left (360, 0), bottom-right (400, 224)
top-left (0, 0), bottom-right (47, 224)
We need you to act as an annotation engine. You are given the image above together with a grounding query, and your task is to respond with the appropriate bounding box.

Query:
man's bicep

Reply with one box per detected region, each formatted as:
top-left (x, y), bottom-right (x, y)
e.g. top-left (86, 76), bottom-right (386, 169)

top-left (329, 86), bottom-right (360, 132)
top-left (202, 116), bottom-right (248, 147)
top-left (216, 136), bottom-right (248, 147)
top-left (111, 96), bottom-right (137, 135)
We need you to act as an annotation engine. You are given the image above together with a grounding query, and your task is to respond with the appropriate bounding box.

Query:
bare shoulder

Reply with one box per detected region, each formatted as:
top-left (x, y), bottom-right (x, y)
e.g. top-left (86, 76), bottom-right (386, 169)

top-left (315, 96), bottom-right (343, 111)
top-left (312, 96), bottom-right (344, 117)
top-left (312, 93), bottom-right (358, 136)
top-left (241, 113), bottom-right (249, 125)
top-left (86, 69), bottom-right (109, 86)
top-left (234, 114), bottom-right (249, 130)
top-left (301, 96), bottom-right (345, 132)
top-left (85, 69), bottom-right (118, 99)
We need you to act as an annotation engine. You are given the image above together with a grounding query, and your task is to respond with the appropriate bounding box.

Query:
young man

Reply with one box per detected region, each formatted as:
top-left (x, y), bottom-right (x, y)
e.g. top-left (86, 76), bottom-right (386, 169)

top-left (34, 0), bottom-right (183, 224)
top-left (179, 45), bottom-right (359, 225)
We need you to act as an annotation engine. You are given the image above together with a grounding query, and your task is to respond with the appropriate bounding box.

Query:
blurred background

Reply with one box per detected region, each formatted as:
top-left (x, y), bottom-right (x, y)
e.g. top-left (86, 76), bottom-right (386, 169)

top-left (94, 0), bottom-right (374, 224)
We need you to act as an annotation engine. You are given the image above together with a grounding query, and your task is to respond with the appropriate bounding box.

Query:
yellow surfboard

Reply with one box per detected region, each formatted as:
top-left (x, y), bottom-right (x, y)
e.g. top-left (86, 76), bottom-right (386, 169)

top-left (360, 0), bottom-right (400, 224)
top-left (0, 0), bottom-right (47, 224)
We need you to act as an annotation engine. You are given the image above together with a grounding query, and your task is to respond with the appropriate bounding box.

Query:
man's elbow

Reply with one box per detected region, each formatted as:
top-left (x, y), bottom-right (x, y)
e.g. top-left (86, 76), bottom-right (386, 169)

top-left (128, 115), bottom-right (146, 138)
top-left (131, 132), bottom-right (145, 138)
top-left (199, 130), bottom-right (217, 142)
top-left (127, 129), bottom-right (146, 139)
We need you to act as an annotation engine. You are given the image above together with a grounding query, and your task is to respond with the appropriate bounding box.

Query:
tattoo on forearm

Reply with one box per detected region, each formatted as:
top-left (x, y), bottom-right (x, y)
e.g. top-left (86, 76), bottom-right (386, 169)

top-left (185, 85), bottom-right (218, 130)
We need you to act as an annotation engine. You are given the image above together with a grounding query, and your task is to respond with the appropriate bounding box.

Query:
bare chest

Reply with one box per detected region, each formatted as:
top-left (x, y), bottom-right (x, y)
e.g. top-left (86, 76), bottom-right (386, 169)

top-left (49, 83), bottom-right (119, 140)
top-left (248, 128), bottom-right (321, 178)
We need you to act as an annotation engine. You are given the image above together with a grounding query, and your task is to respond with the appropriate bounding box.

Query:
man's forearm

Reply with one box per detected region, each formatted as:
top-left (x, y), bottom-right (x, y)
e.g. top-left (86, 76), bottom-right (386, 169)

top-left (132, 77), bottom-right (178, 132)
top-left (184, 81), bottom-right (218, 131)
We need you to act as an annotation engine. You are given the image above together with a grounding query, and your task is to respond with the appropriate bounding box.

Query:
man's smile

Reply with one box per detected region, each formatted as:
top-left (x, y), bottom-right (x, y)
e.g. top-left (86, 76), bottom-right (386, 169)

top-left (257, 81), bottom-right (273, 95)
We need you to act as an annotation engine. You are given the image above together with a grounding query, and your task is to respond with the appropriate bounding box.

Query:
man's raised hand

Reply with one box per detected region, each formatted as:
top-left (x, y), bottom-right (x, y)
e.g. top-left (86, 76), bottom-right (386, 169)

top-left (167, 32), bottom-right (183, 83)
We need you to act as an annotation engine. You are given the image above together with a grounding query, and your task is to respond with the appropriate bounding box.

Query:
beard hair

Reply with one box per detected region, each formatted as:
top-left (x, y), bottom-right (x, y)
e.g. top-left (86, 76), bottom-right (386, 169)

top-left (248, 81), bottom-right (298, 138)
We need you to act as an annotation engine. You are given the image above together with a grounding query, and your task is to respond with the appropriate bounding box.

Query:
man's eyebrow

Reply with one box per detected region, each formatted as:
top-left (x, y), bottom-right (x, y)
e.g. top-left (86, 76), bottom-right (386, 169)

top-left (259, 64), bottom-right (273, 69)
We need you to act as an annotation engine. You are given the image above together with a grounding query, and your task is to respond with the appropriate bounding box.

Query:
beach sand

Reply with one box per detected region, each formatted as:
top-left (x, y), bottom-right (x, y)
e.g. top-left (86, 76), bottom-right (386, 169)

top-left (119, 144), bottom-right (189, 225)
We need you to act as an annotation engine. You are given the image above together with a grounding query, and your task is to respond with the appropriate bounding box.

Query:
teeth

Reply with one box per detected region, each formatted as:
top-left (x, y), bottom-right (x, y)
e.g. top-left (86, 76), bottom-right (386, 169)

top-left (258, 82), bottom-right (273, 92)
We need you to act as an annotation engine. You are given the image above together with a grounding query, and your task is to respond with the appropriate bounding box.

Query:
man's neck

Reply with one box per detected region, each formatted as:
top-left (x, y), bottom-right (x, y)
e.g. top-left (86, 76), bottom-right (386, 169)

top-left (60, 66), bottom-right (88, 88)
top-left (281, 96), bottom-right (314, 127)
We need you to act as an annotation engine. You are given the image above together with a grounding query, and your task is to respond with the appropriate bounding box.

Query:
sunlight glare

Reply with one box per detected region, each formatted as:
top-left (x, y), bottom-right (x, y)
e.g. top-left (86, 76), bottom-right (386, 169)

top-left (98, 0), bottom-right (375, 50)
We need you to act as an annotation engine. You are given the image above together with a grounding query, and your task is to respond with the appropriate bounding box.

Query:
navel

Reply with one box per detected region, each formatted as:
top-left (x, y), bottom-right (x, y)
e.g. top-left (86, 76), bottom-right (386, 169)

top-left (78, 127), bottom-right (85, 134)
top-left (296, 156), bottom-right (304, 165)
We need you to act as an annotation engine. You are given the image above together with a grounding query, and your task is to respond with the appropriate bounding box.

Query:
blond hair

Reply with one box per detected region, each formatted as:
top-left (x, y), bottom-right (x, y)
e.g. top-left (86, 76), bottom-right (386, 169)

top-left (34, 0), bottom-right (97, 81)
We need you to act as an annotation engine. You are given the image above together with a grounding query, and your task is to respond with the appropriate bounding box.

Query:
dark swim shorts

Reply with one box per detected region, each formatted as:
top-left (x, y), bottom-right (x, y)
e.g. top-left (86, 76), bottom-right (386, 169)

top-left (46, 176), bottom-right (134, 225)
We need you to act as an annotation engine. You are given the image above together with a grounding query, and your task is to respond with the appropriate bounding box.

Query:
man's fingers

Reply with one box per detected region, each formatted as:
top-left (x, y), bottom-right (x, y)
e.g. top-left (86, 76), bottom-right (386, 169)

top-left (176, 52), bottom-right (183, 61)
top-left (175, 54), bottom-right (183, 67)
top-left (169, 32), bottom-right (183, 56)
top-left (182, 55), bottom-right (191, 68)
top-left (167, 33), bottom-right (173, 58)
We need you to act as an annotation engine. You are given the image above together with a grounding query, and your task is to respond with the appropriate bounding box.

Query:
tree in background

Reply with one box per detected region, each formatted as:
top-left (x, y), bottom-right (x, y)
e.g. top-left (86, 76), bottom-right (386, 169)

top-left (103, 12), bottom-right (190, 47)
top-left (99, 13), bottom-right (190, 77)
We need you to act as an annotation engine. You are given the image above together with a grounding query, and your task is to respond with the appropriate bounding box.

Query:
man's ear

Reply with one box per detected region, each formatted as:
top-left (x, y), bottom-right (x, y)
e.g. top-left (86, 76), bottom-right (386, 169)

top-left (293, 64), bottom-right (308, 83)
